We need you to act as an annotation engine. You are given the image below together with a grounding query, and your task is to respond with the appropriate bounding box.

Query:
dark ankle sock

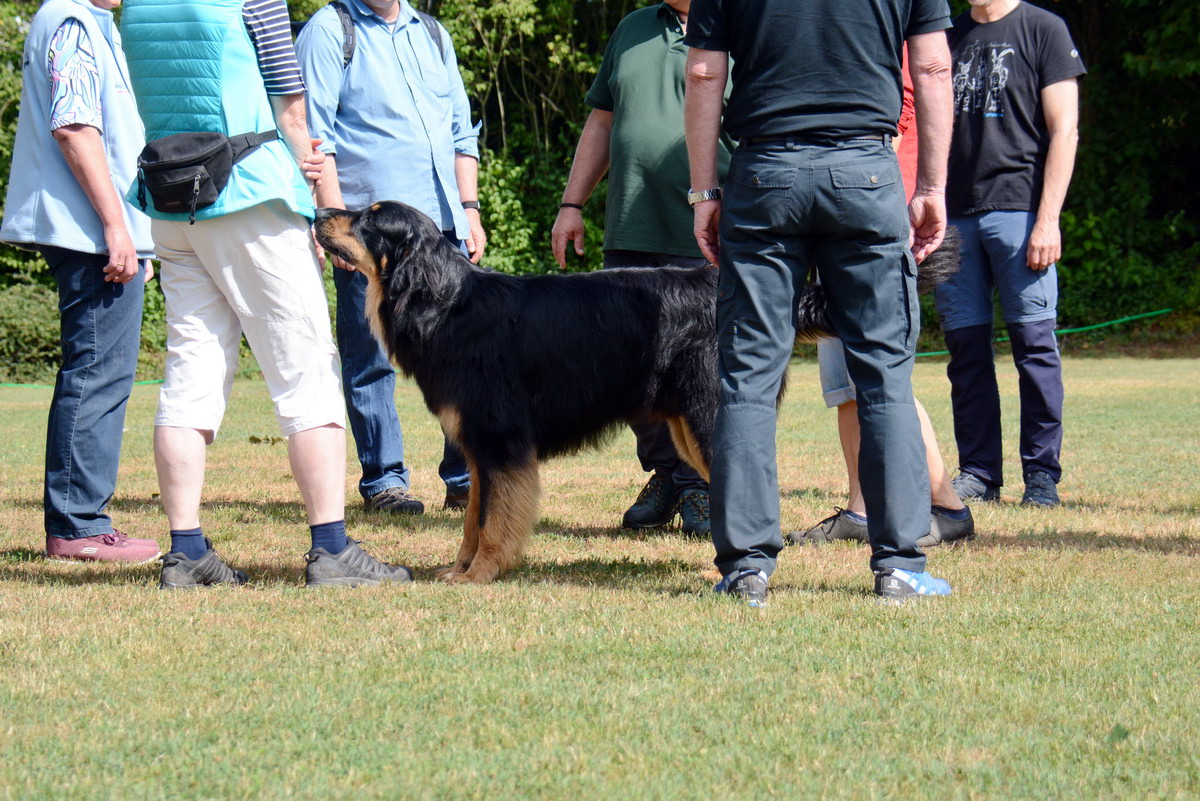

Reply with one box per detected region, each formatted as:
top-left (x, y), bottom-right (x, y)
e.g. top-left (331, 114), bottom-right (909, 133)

top-left (310, 520), bottom-right (349, 554)
top-left (843, 509), bottom-right (868, 523)
top-left (170, 527), bottom-right (208, 560)
top-left (932, 505), bottom-right (971, 521)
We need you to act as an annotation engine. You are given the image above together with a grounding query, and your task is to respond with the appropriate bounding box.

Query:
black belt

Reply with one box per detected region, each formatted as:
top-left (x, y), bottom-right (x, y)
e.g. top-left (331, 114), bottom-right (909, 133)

top-left (740, 133), bottom-right (891, 147)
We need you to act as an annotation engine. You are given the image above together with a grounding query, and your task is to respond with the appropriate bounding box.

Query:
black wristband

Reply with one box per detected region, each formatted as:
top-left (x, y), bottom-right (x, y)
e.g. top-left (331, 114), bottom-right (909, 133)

top-left (558, 202), bottom-right (584, 210)
top-left (461, 200), bottom-right (481, 211)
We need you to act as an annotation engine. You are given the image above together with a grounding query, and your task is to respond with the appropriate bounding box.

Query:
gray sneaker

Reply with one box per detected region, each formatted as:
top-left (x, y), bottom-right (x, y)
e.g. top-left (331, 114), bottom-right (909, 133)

top-left (1021, 470), bottom-right (1060, 507)
top-left (917, 506), bottom-right (976, 548)
top-left (159, 539), bottom-right (247, 589)
top-left (951, 471), bottom-right (1000, 502)
top-left (785, 508), bottom-right (868, 546)
top-left (365, 487), bottom-right (425, 515)
top-left (304, 539), bottom-right (413, 587)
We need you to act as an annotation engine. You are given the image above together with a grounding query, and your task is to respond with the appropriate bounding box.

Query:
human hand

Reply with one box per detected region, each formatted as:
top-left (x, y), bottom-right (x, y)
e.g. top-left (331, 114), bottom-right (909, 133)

top-left (102, 224), bottom-right (139, 283)
top-left (143, 259), bottom-right (155, 282)
top-left (302, 139), bottom-right (326, 185)
top-left (1026, 218), bottom-right (1060, 270)
top-left (464, 208), bottom-right (487, 264)
top-left (551, 207), bottom-right (585, 270)
top-left (692, 200), bottom-right (722, 265)
top-left (908, 191), bottom-right (946, 264)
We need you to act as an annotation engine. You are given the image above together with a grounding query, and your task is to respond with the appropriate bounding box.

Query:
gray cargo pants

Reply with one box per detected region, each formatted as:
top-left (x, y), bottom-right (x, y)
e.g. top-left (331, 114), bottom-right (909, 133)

top-left (711, 137), bottom-right (930, 577)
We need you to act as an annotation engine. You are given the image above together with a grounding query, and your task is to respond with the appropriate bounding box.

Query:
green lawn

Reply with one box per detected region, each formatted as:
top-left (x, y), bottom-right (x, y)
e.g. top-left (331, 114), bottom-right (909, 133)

top-left (1, 358), bottom-right (1197, 800)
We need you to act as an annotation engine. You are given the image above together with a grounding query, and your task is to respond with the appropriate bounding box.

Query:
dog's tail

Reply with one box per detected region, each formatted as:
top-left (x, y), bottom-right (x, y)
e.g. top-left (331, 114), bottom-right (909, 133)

top-left (794, 226), bottom-right (960, 343)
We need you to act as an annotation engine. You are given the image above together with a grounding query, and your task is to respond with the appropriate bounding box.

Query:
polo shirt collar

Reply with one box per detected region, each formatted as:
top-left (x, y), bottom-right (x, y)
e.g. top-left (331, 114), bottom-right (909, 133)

top-left (345, 0), bottom-right (419, 26)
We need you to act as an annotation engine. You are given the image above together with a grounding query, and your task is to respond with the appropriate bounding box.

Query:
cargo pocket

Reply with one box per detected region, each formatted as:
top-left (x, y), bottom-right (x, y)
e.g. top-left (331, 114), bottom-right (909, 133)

top-left (830, 158), bottom-right (902, 234)
top-left (901, 249), bottom-right (920, 352)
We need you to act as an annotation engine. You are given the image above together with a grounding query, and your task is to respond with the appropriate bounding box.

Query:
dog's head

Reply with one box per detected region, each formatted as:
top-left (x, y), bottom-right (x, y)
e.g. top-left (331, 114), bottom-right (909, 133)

top-left (314, 201), bottom-right (446, 282)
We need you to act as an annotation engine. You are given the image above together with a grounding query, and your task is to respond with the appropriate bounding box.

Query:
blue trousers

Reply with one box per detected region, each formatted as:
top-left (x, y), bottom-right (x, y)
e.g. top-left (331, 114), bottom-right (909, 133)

top-left (602, 249), bottom-right (709, 493)
top-left (712, 138), bottom-right (929, 577)
top-left (333, 236), bottom-right (469, 499)
top-left (40, 246), bottom-right (145, 538)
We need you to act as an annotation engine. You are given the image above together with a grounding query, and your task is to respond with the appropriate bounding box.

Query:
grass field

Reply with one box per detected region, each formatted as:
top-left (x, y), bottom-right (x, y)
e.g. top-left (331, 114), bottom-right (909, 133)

top-left (1, 357), bottom-right (1198, 800)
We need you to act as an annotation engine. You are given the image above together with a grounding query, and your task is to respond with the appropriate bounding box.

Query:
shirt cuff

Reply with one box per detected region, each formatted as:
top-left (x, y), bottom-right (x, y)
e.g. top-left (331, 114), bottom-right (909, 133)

top-left (50, 115), bottom-right (102, 134)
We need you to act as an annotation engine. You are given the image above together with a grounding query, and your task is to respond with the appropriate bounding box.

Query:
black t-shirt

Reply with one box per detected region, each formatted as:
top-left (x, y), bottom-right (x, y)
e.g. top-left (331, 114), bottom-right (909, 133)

top-left (685, 0), bottom-right (951, 139)
top-left (946, 2), bottom-right (1087, 216)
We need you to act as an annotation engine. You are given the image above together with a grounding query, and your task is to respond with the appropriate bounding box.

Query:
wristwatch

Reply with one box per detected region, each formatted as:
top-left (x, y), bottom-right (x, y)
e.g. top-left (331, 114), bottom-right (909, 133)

top-left (687, 187), bottom-right (722, 206)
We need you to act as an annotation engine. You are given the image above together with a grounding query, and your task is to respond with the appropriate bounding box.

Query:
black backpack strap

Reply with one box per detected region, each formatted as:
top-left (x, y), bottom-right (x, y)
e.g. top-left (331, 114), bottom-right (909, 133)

top-left (331, 0), bottom-right (356, 67)
top-left (416, 10), bottom-right (445, 61)
top-left (227, 131), bottom-right (279, 162)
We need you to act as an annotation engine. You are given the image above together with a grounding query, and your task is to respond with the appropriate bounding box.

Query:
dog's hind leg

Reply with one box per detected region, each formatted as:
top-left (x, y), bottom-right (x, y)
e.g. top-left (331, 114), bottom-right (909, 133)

top-left (444, 451), bottom-right (541, 584)
top-left (435, 459), bottom-right (481, 580)
top-left (666, 415), bottom-right (711, 483)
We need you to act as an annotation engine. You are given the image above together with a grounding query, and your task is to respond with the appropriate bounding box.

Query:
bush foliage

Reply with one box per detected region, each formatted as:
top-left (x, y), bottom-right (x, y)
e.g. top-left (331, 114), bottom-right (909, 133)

top-left (0, 0), bottom-right (1195, 372)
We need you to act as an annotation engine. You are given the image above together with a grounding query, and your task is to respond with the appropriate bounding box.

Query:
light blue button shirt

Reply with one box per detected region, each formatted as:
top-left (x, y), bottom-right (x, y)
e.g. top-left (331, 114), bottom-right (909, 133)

top-left (296, 0), bottom-right (479, 240)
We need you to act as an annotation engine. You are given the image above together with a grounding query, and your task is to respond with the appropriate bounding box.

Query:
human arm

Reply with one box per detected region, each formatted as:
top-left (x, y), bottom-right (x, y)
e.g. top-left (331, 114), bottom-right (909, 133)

top-left (268, 93), bottom-right (324, 186)
top-left (551, 109), bottom-right (613, 269)
top-left (684, 48), bottom-right (729, 266)
top-left (454, 152), bottom-right (486, 264)
top-left (1027, 78), bottom-right (1079, 270)
top-left (906, 30), bottom-right (953, 263)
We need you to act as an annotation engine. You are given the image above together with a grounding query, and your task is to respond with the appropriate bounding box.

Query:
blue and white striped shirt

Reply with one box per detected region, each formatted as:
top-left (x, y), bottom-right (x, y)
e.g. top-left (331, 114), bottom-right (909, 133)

top-left (242, 0), bottom-right (305, 95)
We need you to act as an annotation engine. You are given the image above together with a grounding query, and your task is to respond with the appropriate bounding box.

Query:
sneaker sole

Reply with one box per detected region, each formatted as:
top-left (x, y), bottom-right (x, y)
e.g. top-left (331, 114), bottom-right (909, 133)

top-left (47, 551), bottom-right (163, 566)
top-left (305, 575), bottom-right (403, 587)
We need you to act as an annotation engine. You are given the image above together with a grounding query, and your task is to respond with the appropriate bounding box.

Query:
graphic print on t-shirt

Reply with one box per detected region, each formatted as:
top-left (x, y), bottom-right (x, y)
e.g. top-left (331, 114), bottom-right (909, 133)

top-left (953, 40), bottom-right (1016, 118)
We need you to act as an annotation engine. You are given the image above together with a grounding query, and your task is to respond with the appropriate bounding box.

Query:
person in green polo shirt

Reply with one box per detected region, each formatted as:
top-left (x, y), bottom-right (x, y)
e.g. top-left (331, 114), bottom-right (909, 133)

top-left (551, 0), bottom-right (733, 538)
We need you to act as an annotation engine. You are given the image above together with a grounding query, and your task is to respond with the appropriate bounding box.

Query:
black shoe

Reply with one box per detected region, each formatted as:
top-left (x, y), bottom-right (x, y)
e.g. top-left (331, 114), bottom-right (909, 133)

top-left (443, 488), bottom-right (469, 511)
top-left (1021, 470), bottom-right (1060, 507)
top-left (677, 488), bottom-right (710, 537)
top-left (951, 472), bottom-right (1000, 502)
top-left (918, 506), bottom-right (976, 548)
top-left (621, 473), bottom-right (677, 529)
top-left (304, 540), bottom-right (413, 587)
top-left (785, 507), bottom-right (868, 546)
top-left (713, 568), bottom-right (769, 608)
top-left (159, 538), bottom-right (247, 589)
top-left (365, 487), bottom-right (425, 515)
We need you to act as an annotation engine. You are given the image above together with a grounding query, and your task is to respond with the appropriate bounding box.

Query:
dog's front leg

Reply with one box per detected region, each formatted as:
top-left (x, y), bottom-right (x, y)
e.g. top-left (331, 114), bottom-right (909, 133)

top-left (443, 454), bottom-right (540, 584)
top-left (435, 463), bottom-right (480, 580)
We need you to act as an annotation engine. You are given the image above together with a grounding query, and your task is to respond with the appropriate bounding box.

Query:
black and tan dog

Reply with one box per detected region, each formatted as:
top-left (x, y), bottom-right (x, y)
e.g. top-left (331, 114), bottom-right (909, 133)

top-left (315, 201), bottom-right (954, 583)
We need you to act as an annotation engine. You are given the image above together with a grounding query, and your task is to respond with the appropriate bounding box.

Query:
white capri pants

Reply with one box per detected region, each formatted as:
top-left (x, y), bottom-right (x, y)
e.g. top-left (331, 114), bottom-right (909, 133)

top-left (152, 200), bottom-right (345, 437)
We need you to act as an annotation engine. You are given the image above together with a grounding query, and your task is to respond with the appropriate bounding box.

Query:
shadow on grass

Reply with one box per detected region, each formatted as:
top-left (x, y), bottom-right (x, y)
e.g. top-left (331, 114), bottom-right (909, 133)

top-left (0, 547), bottom-right (158, 586)
top-left (999, 530), bottom-right (1200, 557)
top-left (782, 486), bottom-right (843, 503)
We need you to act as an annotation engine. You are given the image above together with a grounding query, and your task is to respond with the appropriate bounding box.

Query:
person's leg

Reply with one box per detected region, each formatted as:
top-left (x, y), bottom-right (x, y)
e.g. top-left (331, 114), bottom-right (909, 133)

top-left (916, 398), bottom-right (964, 511)
top-left (936, 214), bottom-right (1004, 489)
top-left (154, 426), bottom-right (208, 530)
top-left (333, 267), bottom-right (414, 502)
top-left (287, 423), bottom-right (346, 525)
top-left (42, 247), bottom-right (145, 539)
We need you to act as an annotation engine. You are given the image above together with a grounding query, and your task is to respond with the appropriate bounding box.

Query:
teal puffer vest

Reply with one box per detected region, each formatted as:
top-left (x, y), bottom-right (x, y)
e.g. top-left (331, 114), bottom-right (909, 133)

top-left (120, 0), bottom-right (313, 222)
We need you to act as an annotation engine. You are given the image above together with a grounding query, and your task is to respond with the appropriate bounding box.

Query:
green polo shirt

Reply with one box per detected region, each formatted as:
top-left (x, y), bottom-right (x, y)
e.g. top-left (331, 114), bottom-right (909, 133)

top-left (586, 3), bottom-right (734, 258)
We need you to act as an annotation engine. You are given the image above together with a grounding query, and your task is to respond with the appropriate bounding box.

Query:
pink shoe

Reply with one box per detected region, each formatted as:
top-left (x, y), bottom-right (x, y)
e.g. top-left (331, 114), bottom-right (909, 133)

top-left (46, 530), bottom-right (162, 564)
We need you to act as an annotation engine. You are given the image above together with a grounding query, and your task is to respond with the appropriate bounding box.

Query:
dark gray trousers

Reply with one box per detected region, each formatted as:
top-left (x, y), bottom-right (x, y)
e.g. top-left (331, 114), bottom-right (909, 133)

top-left (711, 138), bottom-right (929, 576)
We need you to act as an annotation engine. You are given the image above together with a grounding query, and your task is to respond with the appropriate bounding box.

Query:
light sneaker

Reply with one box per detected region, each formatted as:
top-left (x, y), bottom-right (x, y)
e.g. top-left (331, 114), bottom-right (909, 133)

top-left (874, 567), bottom-right (951, 602)
top-left (713, 568), bottom-right (769, 608)
top-left (160, 539), bottom-right (247, 588)
top-left (917, 506), bottom-right (976, 548)
top-left (46, 531), bottom-right (161, 564)
top-left (785, 507), bottom-right (868, 546)
top-left (1021, 470), bottom-right (1060, 507)
top-left (304, 539), bottom-right (413, 587)
top-left (951, 471), bottom-right (1000, 502)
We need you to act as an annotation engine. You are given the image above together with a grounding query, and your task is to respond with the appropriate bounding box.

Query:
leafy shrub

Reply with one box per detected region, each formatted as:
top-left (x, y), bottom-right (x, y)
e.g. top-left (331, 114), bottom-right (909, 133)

top-left (0, 281), bottom-right (58, 383)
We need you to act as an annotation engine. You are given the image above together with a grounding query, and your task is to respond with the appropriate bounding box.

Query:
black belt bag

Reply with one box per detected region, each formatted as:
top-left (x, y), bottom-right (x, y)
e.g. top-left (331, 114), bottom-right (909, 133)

top-left (135, 130), bottom-right (279, 224)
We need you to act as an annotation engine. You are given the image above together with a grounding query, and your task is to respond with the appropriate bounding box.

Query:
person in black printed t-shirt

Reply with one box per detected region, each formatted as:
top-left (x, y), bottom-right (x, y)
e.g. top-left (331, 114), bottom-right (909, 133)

top-left (934, 0), bottom-right (1086, 509)
top-left (684, 0), bottom-right (957, 604)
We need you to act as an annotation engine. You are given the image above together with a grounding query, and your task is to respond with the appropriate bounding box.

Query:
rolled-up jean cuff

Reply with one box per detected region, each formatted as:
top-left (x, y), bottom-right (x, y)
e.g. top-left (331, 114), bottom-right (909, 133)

top-left (1004, 309), bottom-right (1058, 326)
top-left (822, 387), bottom-right (856, 408)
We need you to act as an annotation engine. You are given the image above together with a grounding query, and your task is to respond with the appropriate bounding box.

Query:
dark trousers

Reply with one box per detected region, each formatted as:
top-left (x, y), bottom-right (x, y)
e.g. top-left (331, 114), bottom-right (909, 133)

top-left (333, 231), bottom-right (469, 498)
top-left (943, 319), bottom-right (1063, 485)
top-left (602, 249), bottom-right (709, 492)
top-left (711, 139), bottom-right (929, 577)
top-left (40, 246), bottom-right (145, 538)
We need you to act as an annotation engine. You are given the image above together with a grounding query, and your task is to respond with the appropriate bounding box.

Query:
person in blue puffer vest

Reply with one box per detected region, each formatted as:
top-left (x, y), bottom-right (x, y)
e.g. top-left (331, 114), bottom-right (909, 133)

top-left (120, 0), bottom-right (412, 588)
top-left (1, 0), bottom-right (161, 565)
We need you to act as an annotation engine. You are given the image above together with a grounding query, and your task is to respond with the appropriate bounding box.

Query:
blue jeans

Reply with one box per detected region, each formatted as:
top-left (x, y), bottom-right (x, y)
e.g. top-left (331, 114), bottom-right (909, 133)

top-left (602, 249), bottom-right (710, 493)
top-left (333, 233), bottom-right (469, 499)
top-left (712, 138), bottom-right (929, 577)
top-left (40, 246), bottom-right (145, 538)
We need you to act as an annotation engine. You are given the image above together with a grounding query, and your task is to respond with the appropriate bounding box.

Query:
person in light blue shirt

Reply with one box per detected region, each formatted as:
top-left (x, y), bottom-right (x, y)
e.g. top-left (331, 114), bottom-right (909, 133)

top-left (297, 0), bottom-right (485, 515)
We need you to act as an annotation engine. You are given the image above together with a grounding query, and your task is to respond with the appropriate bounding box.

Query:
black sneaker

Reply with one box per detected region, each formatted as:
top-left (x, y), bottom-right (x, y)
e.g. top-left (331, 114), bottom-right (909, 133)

top-left (621, 473), bottom-right (676, 529)
top-left (1021, 470), bottom-right (1060, 507)
top-left (713, 568), bottom-right (769, 608)
top-left (304, 539), bottom-right (413, 587)
top-left (677, 488), bottom-right (710, 537)
top-left (918, 506), bottom-right (976, 548)
top-left (365, 487), bottom-right (425, 515)
top-left (785, 507), bottom-right (868, 546)
top-left (159, 538), bottom-right (247, 589)
top-left (873, 567), bottom-right (951, 602)
top-left (951, 472), bottom-right (1000, 502)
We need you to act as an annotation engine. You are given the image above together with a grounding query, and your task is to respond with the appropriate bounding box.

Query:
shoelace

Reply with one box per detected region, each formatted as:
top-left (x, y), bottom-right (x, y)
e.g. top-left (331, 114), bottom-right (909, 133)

top-left (679, 492), bottom-right (710, 520)
top-left (635, 475), bottom-right (672, 507)
top-left (99, 530), bottom-right (130, 546)
top-left (338, 541), bottom-right (395, 577)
